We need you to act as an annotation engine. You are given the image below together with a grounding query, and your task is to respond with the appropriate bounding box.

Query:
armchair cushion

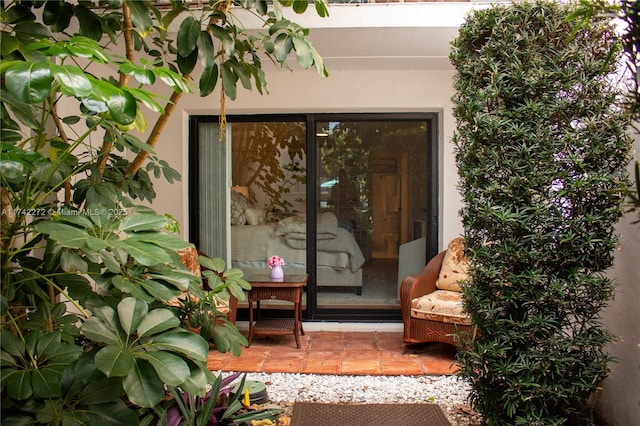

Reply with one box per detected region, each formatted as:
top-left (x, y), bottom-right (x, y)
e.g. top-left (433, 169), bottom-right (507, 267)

top-left (436, 237), bottom-right (469, 292)
top-left (178, 246), bottom-right (201, 277)
top-left (411, 290), bottom-right (471, 325)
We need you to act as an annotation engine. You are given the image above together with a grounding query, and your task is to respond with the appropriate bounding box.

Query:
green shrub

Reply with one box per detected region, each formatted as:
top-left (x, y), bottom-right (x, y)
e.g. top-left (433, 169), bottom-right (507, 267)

top-left (450, 1), bottom-right (632, 424)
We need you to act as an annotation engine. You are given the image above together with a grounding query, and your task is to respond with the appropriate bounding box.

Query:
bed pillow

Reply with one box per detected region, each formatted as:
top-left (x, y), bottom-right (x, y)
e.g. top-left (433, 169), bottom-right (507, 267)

top-left (231, 190), bottom-right (251, 225)
top-left (245, 208), bottom-right (267, 225)
top-left (436, 237), bottom-right (469, 292)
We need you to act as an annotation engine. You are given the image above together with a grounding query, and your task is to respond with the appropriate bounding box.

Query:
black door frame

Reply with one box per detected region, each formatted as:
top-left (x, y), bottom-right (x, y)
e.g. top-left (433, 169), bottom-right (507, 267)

top-left (188, 113), bottom-right (439, 322)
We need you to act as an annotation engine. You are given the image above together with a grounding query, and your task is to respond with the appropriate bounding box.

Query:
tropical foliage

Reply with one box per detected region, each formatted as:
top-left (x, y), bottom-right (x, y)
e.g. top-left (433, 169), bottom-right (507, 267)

top-left (570, 0), bottom-right (640, 221)
top-left (451, 1), bottom-right (632, 424)
top-left (162, 372), bottom-right (282, 426)
top-left (1, 0), bottom-right (327, 423)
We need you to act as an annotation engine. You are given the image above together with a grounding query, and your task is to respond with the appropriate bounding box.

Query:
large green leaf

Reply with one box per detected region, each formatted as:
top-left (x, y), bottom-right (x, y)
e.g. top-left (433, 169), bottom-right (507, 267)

top-left (139, 351), bottom-right (190, 386)
top-left (1, 350), bottom-right (18, 368)
top-left (42, 1), bottom-right (74, 32)
top-left (73, 4), bottom-right (102, 41)
top-left (179, 361), bottom-right (212, 397)
top-left (60, 250), bottom-right (88, 273)
top-left (199, 63), bottom-right (218, 97)
top-left (95, 345), bottom-right (135, 377)
top-left (154, 68), bottom-right (190, 93)
top-left (35, 221), bottom-right (89, 250)
top-left (138, 279), bottom-right (181, 301)
top-left (209, 24), bottom-right (235, 57)
top-left (1, 32), bottom-right (19, 56)
top-left (78, 378), bottom-right (123, 405)
top-left (125, 0), bottom-right (153, 36)
top-left (229, 59), bottom-right (251, 90)
top-left (196, 30), bottom-right (215, 69)
top-left (273, 33), bottom-right (293, 62)
top-left (136, 308), bottom-right (180, 338)
top-left (86, 235), bottom-right (108, 251)
top-left (93, 306), bottom-right (120, 330)
top-left (37, 332), bottom-right (82, 365)
top-left (31, 367), bottom-right (62, 398)
top-left (85, 400), bottom-right (139, 425)
top-left (117, 297), bottom-right (148, 335)
top-left (177, 49), bottom-right (198, 75)
top-left (4, 369), bottom-right (32, 400)
top-left (147, 269), bottom-right (195, 291)
top-left (100, 249), bottom-right (122, 274)
top-left (122, 360), bottom-right (164, 408)
top-left (13, 21), bottom-right (51, 41)
top-left (314, 0), bottom-right (330, 18)
top-left (81, 317), bottom-right (120, 346)
top-left (105, 88), bottom-right (137, 125)
top-left (113, 275), bottom-right (154, 302)
top-left (118, 214), bottom-right (167, 232)
top-left (292, 36), bottom-right (313, 69)
top-left (1, 92), bottom-right (39, 130)
top-left (126, 232), bottom-right (191, 251)
top-left (213, 323), bottom-right (247, 357)
top-left (84, 181), bottom-right (121, 208)
top-left (116, 240), bottom-right (171, 266)
top-left (65, 36), bottom-right (110, 63)
top-left (177, 16), bottom-right (200, 57)
top-left (292, 0), bottom-right (308, 14)
top-left (150, 331), bottom-right (208, 363)
top-left (50, 64), bottom-right (92, 98)
top-left (123, 87), bottom-right (163, 113)
top-left (4, 61), bottom-right (53, 104)
top-left (220, 62), bottom-right (237, 100)
top-left (199, 256), bottom-right (226, 271)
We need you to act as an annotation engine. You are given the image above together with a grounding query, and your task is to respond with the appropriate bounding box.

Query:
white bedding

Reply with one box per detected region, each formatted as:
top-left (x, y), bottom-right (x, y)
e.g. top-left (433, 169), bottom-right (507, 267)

top-left (231, 213), bottom-right (365, 273)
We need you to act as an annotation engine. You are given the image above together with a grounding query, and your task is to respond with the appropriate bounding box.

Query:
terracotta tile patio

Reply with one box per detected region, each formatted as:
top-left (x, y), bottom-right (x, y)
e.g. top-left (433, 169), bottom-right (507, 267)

top-left (207, 331), bottom-right (459, 376)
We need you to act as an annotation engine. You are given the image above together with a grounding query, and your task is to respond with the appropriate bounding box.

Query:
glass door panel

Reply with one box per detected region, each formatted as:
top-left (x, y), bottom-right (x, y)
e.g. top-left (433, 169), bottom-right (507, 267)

top-left (316, 120), bottom-right (429, 310)
top-left (228, 121), bottom-right (308, 293)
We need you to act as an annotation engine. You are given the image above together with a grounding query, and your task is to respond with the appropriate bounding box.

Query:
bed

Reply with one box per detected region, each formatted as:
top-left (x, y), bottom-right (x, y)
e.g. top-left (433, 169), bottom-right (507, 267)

top-left (231, 212), bottom-right (365, 294)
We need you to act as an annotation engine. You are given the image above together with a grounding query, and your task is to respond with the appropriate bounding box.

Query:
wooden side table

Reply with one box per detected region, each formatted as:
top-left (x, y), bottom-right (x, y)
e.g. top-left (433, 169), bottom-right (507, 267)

top-left (245, 273), bottom-right (307, 349)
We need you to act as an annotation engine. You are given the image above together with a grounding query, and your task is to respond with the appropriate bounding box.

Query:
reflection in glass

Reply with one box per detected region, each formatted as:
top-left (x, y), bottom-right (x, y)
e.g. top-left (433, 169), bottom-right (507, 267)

top-left (317, 121), bottom-right (429, 309)
top-left (222, 118), bottom-right (430, 313)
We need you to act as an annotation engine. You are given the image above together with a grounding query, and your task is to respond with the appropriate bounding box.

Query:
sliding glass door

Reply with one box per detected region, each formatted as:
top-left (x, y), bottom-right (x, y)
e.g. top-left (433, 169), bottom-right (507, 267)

top-left (315, 119), bottom-right (433, 316)
top-left (189, 114), bottom-right (437, 321)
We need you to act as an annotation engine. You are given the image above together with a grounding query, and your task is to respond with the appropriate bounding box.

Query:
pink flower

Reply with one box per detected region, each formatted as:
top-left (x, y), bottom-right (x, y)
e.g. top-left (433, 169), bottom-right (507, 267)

top-left (267, 255), bottom-right (285, 269)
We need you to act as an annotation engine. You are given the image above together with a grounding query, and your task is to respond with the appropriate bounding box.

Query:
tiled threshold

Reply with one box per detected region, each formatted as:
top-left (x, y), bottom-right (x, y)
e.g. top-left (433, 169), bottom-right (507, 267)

top-left (206, 329), bottom-right (459, 376)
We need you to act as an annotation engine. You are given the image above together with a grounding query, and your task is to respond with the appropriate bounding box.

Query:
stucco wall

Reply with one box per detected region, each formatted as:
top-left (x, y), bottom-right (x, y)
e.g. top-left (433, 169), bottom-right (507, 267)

top-left (148, 67), bottom-right (463, 251)
top-left (595, 134), bottom-right (640, 425)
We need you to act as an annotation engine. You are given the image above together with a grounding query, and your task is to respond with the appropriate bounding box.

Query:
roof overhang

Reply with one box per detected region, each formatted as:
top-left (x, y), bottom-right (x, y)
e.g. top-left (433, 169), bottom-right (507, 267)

top-left (249, 2), bottom-right (488, 71)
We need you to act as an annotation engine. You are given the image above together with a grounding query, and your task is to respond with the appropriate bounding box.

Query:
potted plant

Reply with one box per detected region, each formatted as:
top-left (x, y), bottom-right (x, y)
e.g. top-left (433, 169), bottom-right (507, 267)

top-left (170, 257), bottom-right (250, 357)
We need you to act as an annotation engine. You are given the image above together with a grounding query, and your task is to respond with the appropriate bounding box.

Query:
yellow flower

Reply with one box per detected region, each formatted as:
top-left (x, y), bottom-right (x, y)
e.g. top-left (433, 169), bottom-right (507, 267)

top-left (242, 386), bottom-right (251, 407)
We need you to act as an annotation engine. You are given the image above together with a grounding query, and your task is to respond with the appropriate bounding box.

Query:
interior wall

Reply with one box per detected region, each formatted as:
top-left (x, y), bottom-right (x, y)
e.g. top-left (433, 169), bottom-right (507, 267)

top-left (149, 67), bottom-right (463, 251)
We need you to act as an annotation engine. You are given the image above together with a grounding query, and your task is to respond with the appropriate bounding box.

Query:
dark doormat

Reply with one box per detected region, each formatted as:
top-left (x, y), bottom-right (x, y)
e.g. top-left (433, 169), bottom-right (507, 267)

top-left (291, 402), bottom-right (452, 426)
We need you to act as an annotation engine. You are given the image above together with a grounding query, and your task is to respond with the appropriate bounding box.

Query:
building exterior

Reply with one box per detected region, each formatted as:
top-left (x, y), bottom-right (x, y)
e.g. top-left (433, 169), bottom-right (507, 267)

top-left (54, 2), bottom-right (637, 423)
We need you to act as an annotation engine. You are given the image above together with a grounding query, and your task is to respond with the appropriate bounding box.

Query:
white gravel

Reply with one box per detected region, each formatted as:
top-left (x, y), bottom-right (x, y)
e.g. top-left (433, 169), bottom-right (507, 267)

top-left (224, 372), bottom-right (481, 425)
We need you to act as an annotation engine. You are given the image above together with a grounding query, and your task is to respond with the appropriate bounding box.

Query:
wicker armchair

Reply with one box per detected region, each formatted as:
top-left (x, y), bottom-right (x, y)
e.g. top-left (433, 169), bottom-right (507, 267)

top-left (399, 239), bottom-right (473, 347)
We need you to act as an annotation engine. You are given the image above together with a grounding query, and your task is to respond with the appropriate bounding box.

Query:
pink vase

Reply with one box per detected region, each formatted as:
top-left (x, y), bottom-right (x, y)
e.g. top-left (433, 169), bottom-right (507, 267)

top-left (270, 265), bottom-right (284, 281)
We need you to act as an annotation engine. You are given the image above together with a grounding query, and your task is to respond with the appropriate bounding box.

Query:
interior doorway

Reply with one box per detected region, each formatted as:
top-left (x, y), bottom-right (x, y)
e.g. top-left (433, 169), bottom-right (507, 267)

top-left (370, 151), bottom-right (409, 259)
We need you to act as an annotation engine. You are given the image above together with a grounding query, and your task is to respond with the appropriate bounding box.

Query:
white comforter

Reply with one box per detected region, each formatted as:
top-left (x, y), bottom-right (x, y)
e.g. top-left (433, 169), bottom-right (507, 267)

top-left (231, 213), bottom-right (365, 272)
